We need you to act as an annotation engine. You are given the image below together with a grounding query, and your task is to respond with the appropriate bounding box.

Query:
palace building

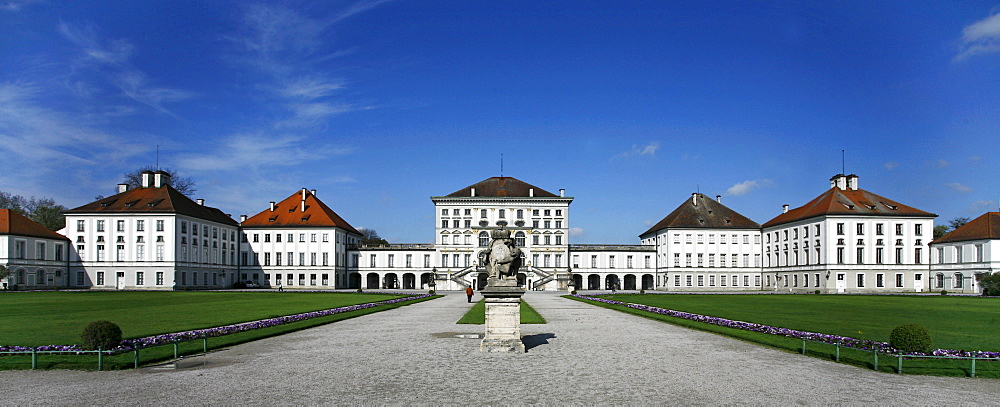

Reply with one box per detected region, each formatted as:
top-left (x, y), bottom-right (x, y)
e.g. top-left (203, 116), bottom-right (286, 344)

top-left (26, 171), bottom-right (1000, 294)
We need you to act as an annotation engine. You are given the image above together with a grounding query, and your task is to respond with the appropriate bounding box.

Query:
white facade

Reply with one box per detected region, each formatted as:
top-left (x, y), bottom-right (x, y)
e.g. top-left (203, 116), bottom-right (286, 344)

top-left (761, 175), bottom-right (935, 293)
top-left (64, 172), bottom-right (240, 290)
top-left (568, 245), bottom-right (657, 290)
top-left (648, 228), bottom-right (764, 291)
top-left (1, 210), bottom-right (70, 290)
top-left (929, 212), bottom-right (1000, 294)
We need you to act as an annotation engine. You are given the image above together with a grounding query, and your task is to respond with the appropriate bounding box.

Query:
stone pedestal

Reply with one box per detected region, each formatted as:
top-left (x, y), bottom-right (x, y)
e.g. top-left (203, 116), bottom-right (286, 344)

top-left (480, 284), bottom-right (525, 353)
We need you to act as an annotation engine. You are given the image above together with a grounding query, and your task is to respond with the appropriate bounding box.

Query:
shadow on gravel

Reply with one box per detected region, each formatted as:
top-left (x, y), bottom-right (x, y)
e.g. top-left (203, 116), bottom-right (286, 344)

top-left (523, 333), bottom-right (556, 351)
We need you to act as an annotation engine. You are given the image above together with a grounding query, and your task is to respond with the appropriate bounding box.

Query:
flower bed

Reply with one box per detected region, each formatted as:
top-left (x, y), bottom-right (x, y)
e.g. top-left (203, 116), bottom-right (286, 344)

top-left (574, 294), bottom-right (1000, 359)
top-left (1, 294), bottom-right (432, 354)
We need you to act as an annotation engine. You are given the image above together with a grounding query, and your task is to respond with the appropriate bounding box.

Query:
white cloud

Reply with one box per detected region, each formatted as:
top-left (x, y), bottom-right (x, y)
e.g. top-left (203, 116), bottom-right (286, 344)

top-left (1, 0), bottom-right (42, 11)
top-left (883, 161), bottom-right (899, 170)
top-left (568, 227), bottom-right (584, 237)
top-left (611, 141), bottom-right (660, 160)
top-left (725, 179), bottom-right (773, 196)
top-left (927, 159), bottom-right (949, 168)
top-left (946, 183), bottom-right (973, 193)
top-left (956, 12), bottom-right (1000, 61)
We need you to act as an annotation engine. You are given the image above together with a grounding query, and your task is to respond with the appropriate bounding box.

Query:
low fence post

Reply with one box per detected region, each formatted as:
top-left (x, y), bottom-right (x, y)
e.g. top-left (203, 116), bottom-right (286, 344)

top-left (971, 358), bottom-right (976, 378)
top-left (835, 343), bottom-right (840, 362)
top-left (873, 350), bottom-right (879, 371)
top-left (173, 341), bottom-right (179, 359)
top-left (203, 335), bottom-right (208, 353)
top-left (97, 347), bottom-right (103, 371)
top-left (31, 347), bottom-right (37, 369)
top-left (801, 339), bottom-right (806, 354)
top-left (896, 354), bottom-right (902, 374)
top-left (134, 348), bottom-right (140, 369)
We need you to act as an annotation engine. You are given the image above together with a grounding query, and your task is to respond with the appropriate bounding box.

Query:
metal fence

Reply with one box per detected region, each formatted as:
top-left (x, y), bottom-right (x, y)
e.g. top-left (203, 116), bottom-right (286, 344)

top-left (798, 338), bottom-right (993, 377)
top-left (0, 334), bottom-right (213, 371)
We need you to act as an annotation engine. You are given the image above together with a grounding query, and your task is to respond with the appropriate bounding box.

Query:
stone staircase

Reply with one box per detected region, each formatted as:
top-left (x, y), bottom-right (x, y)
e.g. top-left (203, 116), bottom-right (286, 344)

top-left (530, 266), bottom-right (556, 290)
top-left (446, 265), bottom-right (480, 288)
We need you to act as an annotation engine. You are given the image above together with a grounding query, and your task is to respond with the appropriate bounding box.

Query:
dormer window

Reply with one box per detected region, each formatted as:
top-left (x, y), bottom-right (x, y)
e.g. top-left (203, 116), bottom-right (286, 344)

top-left (148, 199), bottom-right (163, 207)
top-left (301, 215), bottom-right (311, 222)
top-left (881, 202), bottom-right (898, 210)
top-left (100, 199), bottom-right (117, 207)
top-left (269, 216), bottom-right (277, 222)
top-left (124, 200), bottom-right (140, 208)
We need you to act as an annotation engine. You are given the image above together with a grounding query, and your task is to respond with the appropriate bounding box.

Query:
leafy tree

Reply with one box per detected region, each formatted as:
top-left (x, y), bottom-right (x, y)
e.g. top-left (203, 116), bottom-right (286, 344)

top-left (0, 192), bottom-right (66, 230)
top-left (933, 225), bottom-right (950, 239)
top-left (121, 166), bottom-right (197, 196)
top-left (358, 227), bottom-right (388, 245)
top-left (976, 273), bottom-right (1000, 296)
top-left (0, 265), bottom-right (9, 283)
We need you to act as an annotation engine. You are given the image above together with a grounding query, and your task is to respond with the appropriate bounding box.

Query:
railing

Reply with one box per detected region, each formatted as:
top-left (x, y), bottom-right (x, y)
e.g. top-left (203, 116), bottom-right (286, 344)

top-left (0, 334), bottom-right (213, 371)
top-left (797, 337), bottom-right (993, 377)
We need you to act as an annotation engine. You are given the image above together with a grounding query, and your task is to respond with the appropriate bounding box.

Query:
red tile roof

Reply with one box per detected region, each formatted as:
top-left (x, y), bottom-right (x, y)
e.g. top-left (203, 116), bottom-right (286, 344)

top-left (241, 189), bottom-right (360, 234)
top-left (640, 193), bottom-right (761, 237)
top-left (65, 185), bottom-right (238, 226)
top-left (0, 209), bottom-right (69, 240)
top-left (762, 187), bottom-right (935, 228)
top-left (442, 177), bottom-right (560, 198)
top-left (932, 212), bottom-right (1000, 244)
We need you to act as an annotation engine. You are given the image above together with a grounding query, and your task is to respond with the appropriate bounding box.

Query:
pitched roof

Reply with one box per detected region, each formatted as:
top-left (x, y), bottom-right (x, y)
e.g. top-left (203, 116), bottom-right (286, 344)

top-left (762, 187), bottom-right (935, 228)
top-left (932, 212), bottom-right (1000, 244)
top-left (640, 193), bottom-right (761, 237)
top-left (0, 209), bottom-right (69, 241)
top-left (241, 189), bottom-right (360, 234)
top-left (442, 177), bottom-right (560, 198)
top-left (65, 185), bottom-right (238, 226)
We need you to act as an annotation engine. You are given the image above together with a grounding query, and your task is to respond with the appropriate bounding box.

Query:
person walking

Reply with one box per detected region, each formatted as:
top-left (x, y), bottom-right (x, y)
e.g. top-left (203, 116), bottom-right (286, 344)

top-left (466, 286), bottom-right (474, 303)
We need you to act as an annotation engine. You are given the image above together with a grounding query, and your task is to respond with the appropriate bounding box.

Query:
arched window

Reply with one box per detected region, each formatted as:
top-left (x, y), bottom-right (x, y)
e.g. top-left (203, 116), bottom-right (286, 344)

top-left (515, 231), bottom-right (525, 247)
top-left (954, 272), bottom-right (964, 289)
top-left (479, 232), bottom-right (489, 247)
top-left (516, 209), bottom-right (523, 219)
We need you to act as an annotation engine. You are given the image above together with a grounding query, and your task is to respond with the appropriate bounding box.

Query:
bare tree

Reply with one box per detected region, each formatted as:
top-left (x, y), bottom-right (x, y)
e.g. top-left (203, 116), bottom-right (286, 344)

top-left (121, 166), bottom-right (197, 196)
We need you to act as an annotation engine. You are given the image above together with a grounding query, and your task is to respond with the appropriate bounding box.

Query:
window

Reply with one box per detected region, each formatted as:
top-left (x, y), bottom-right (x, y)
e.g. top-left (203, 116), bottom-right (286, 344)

top-left (836, 247), bottom-right (844, 264)
top-left (674, 275), bottom-right (681, 286)
top-left (857, 274), bottom-right (865, 288)
top-left (697, 234), bottom-right (704, 243)
top-left (708, 254), bottom-right (715, 267)
top-left (136, 245), bottom-right (144, 261)
top-left (322, 233), bottom-right (329, 242)
top-left (77, 220), bottom-right (85, 232)
top-left (36, 242), bottom-right (45, 260)
top-left (287, 252), bottom-right (294, 266)
top-left (876, 248), bottom-right (883, 264)
top-left (696, 254), bottom-right (703, 267)
top-left (856, 247), bottom-right (864, 264)
top-left (310, 234), bottom-right (317, 242)
top-left (97, 220), bottom-right (106, 232)
top-left (264, 253), bottom-right (271, 266)
top-left (388, 254), bottom-right (394, 268)
top-left (499, 209), bottom-right (505, 219)
top-left (299, 234), bottom-right (305, 242)
top-left (156, 220), bottom-right (164, 231)
top-left (856, 223), bottom-right (864, 235)
top-left (697, 275), bottom-right (704, 287)
top-left (895, 223), bottom-right (903, 235)
top-left (264, 234), bottom-right (271, 243)
top-left (97, 245), bottom-right (106, 261)
top-left (479, 232), bottom-right (489, 247)
top-left (954, 272), bottom-right (964, 289)
top-left (370, 254), bottom-right (376, 267)
top-left (55, 244), bottom-right (63, 261)
top-left (311, 253), bottom-right (317, 266)
top-left (533, 235), bottom-right (539, 245)
top-left (515, 232), bottom-right (525, 247)
top-left (136, 220), bottom-right (145, 231)
top-left (609, 255), bottom-right (616, 268)
top-left (709, 275), bottom-right (716, 286)
top-left (685, 234), bottom-right (692, 243)
top-left (686, 275), bottom-right (692, 287)
top-left (673, 253), bottom-right (680, 267)
top-left (555, 235), bottom-right (562, 245)
top-left (96, 272), bottom-right (105, 285)
top-left (480, 209), bottom-right (487, 218)
top-left (253, 234), bottom-right (259, 243)
top-left (276, 252), bottom-right (282, 266)
top-left (876, 273), bottom-right (884, 288)
top-left (156, 272), bottom-right (164, 285)
top-left (895, 273), bottom-right (904, 288)
top-left (424, 254), bottom-right (430, 268)
top-left (156, 245), bottom-right (164, 261)
top-left (685, 253), bottom-right (692, 267)
top-left (914, 248), bottom-right (922, 264)
top-left (299, 252), bottom-right (305, 266)
top-left (915, 224), bottom-right (923, 236)
top-left (137, 272), bottom-right (144, 285)
top-left (876, 223), bottom-right (883, 235)
top-left (556, 210), bottom-right (562, 216)
top-left (441, 220), bottom-right (448, 228)
top-left (836, 223), bottom-right (844, 235)
top-left (117, 220), bottom-right (125, 232)
top-left (441, 233), bottom-right (448, 245)
top-left (517, 209), bottom-right (523, 219)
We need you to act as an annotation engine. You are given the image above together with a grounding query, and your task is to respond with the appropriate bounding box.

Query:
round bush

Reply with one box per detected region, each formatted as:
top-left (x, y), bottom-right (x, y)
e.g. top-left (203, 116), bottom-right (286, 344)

top-left (356, 288), bottom-right (363, 293)
top-left (570, 290), bottom-right (578, 295)
top-left (940, 290), bottom-right (948, 295)
top-left (639, 289), bottom-right (646, 294)
top-left (889, 323), bottom-right (933, 353)
top-left (428, 289), bottom-right (436, 295)
top-left (81, 320), bottom-right (123, 350)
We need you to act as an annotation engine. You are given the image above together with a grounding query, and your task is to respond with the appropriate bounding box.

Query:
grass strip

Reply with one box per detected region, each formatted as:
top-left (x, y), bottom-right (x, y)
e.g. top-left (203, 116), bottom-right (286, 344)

top-left (0, 295), bottom-right (439, 371)
top-left (565, 295), bottom-right (999, 378)
top-left (456, 299), bottom-right (547, 324)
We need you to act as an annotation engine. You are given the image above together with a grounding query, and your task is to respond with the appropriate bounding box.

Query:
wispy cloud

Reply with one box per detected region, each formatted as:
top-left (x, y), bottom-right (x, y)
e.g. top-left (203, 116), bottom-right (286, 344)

top-left (725, 179), bottom-right (773, 196)
top-left (176, 133), bottom-right (353, 171)
top-left (955, 11), bottom-right (1000, 62)
top-left (612, 141), bottom-right (660, 160)
top-left (568, 227), bottom-right (585, 237)
top-left (1, 0), bottom-right (43, 12)
top-left (946, 182), bottom-right (973, 193)
top-left (927, 159), bottom-right (949, 168)
top-left (968, 200), bottom-right (998, 213)
top-left (57, 22), bottom-right (193, 115)
top-left (883, 161), bottom-right (899, 170)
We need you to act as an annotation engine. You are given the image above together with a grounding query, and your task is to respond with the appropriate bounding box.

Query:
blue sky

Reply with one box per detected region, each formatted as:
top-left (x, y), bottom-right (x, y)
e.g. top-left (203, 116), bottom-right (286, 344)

top-left (2, 1), bottom-right (999, 244)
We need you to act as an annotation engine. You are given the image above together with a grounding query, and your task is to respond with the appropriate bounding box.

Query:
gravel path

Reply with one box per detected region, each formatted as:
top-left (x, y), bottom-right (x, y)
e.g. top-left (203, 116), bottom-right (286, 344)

top-left (2, 291), bottom-right (998, 405)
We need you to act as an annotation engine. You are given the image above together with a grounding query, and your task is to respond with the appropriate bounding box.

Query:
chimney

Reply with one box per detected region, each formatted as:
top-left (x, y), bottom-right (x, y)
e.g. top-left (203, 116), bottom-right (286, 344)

top-left (118, 184), bottom-right (129, 193)
top-left (153, 171), bottom-right (171, 188)
top-left (692, 193), bottom-right (698, 206)
top-left (782, 204), bottom-right (789, 213)
top-left (197, 199), bottom-right (205, 206)
top-left (239, 215), bottom-right (247, 223)
top-left (269, 201), bottom-right (275, 212)
top-left (716, 195), bottom-right (722, 203)
top-left (529, 188), bottom-right (534, 197)
top-left (301, 188), bottom-right (307, 200)
top-left (830, 174), bottom-right (847, 190)
top-left (846, 174), bottom-right (859, 190)
top-left (559, 189), bottom-right (565, 197)
top-left (301, 200), bottom-right (306, 212)
top-left (311, 189), bottom-right (317, 196)
top-left (471, 188), bottom-right (476, 197)
top-left (141, 171), bottom-right (154, 188)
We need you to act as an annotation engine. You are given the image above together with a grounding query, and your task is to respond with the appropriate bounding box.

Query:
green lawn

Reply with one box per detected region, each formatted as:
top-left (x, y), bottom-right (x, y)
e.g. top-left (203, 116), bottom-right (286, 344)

top-left (570, 294), bottom-right (1000, 378)
top-left (1, 291), bottom-right (410, 346)
top-left (456, 300), bottom-right (547, 324)
top-left (601, 294), bottom-right (1000, 350)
